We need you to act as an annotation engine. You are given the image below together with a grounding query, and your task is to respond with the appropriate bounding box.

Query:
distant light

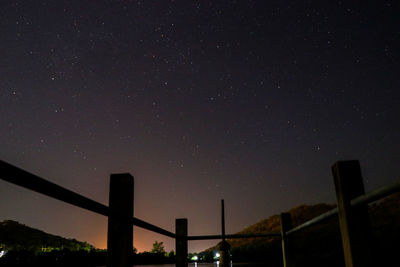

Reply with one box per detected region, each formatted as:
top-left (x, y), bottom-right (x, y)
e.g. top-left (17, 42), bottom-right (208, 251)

top-left (0, 250), bottom-right (5, 258)
top-left (214, 252), bottom-right (220, 259)
top-left (191, 255), bottom-right (198, 261)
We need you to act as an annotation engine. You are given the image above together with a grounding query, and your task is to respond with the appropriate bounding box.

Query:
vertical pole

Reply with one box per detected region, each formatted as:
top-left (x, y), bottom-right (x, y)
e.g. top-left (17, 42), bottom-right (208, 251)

top-left (221, 199), bottom-right (226, 241)
top-left (332, 160), bottom-right (372, 267)
top-left (176, 218), bottom-right (188, 267)
top-left (280, 213), bottom-right (293, 267)
top-left (107, 173), bottom-right (134, 267)
top-left (219, 199), bottom-right (230, 267)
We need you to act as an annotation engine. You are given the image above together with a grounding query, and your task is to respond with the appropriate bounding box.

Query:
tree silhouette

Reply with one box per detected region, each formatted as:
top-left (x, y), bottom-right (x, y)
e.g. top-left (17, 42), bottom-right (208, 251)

top-left (150, 241), bottom-right (165, 254)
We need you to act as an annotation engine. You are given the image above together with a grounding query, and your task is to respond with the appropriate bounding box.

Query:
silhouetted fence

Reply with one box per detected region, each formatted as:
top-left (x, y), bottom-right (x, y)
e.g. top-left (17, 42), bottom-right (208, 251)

top-left (0, 160), bottom-right (175, 267)
top-left (1, 159), bottom-right (399, 267)
top-left (280, 161), bottom-right (400, 267)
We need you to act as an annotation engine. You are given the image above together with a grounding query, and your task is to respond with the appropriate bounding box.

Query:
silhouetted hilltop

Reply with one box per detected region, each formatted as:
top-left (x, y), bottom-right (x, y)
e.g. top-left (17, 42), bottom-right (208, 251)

top-left (0, 220), bottom-right (94, 252)
top-left (200, 193), bottom-right (400, 267)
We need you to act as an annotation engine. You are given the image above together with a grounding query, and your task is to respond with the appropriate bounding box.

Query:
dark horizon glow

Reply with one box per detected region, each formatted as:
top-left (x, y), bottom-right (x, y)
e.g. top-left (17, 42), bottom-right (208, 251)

top-left (0, 1), bottom-right (399, 253)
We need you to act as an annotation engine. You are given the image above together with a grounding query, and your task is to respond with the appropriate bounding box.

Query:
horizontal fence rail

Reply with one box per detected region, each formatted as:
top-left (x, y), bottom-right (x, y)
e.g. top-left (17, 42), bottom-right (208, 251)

top-left (0, 160), bottom-right (109, 216)
top-left (187, 232), bottom-right (281, 240)
top-left (350, 180), bottom-right (400, 207)
top-left (0, 160), bottom-right (176, 238)
top-left (286, 180), bottom-right (400, 235)
top-left (132, 217), bottom-right (176, 238)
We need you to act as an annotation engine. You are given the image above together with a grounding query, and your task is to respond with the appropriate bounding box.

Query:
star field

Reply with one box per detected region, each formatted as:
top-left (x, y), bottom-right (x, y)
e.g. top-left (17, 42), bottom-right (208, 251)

top-left (1, 1), bottom-right (399, 253)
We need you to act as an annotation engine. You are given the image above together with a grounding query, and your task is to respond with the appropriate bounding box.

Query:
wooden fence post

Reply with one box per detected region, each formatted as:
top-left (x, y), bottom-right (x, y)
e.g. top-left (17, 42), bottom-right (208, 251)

top-left (107, 173), bottom-right (134, 267)
top-left (332, 160), bottom-right (372, 267)
top-left (176, 218), bottom-right (188, 267)
top-left (280, 212), bottom-right (293, 267)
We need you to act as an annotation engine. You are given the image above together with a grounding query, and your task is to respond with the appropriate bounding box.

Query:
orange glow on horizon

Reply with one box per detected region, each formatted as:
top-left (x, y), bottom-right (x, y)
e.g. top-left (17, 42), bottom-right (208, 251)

top-left (91, 236), bottom-right (147, 253)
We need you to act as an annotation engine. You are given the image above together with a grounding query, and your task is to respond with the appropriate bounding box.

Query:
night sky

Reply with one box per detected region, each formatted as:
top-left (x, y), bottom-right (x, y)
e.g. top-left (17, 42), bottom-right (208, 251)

top-left (1, 1), bottom-right (399, 253)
